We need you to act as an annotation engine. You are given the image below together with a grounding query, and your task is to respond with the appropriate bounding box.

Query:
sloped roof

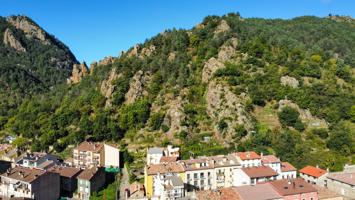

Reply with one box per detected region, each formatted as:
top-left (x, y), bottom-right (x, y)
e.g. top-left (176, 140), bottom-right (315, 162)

top-left (234, 184), bottom-right (282, 200)
top-left (327, 172), bottom-right (355, 186)
top-left (147, 147), bottom-right (164, 154)
top-left (241, 166), bottom-right (278, 178)
top-left (281, 162), bottom-right (297, 172)
top-left (49, 165), bottom-right (82, 178)
top-left (236, 151), bottom-right (261, 160)
top-left (269, 178), bottom-right (317, 196)
top-left (146, 162), bottom-right (185, 175)
top-left (75, 141), bottom-right (103, 153)
top-left (1, 166), bottom-right (47, 183)
top-left (77, 167), bottom-right (102, 180)
top-left (299, 165), bottom-right (327, 178)
top-left (261, 155), bottom-right (280, 164)
top-left (160, 156), bottom-right (178, 163)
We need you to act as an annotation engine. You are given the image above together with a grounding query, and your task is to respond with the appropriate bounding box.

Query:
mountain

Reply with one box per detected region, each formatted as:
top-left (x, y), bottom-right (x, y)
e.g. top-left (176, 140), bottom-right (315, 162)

top-left (0, 14), bottom-right (354, 177)
top-left (0, 15), bottom-right (78, 116)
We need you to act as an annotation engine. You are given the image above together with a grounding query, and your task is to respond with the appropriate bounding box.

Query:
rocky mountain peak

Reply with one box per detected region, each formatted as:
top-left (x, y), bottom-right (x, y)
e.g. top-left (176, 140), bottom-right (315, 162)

top-left (7, 15), bottom-right (50, 44)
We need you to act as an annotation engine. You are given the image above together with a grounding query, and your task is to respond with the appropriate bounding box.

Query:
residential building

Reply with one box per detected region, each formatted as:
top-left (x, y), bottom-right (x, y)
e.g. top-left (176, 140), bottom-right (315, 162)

top-left (280, 162), bottom-right (297, 180)
top-left (261, 155), bottom-right (281, 174)
top-left (157, 174), bottom-right (185, 199)
top-left (300, 165), bottom-right (328, 186)
top-left (0, 166), bottom-right (60, 200)
top-left (234, 166), bottom-right (278, 186)
top-left (16, 152), bottom-right (60, 169)
top-left (147, 148), bottom-right (164, 165)
top-left (76, 167), bottom-right (105, 200)
top-left (164, 145), bottom-right (180, 157)
top-left (269, 178), bottom-right (318, 200)
top-left (103, 143), bottom-right (120, 168)
top-left (144, 162), bottom-right (185, 198)
top-left (235, 151), bottom-right (261, 168)
top-left (326, 172), bottom-right (355, 199)
top-left (73, 142), bottom-right (104, 169)
top-left (233, 184), bottom-right (283, 200)
top-left (48, 165), bottom-right (82, 198)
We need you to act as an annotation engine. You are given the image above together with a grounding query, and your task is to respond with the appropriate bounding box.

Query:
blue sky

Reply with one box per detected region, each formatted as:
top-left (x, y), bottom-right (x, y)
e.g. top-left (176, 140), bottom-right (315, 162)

top-left (1, 0), bottom-right (354, 64)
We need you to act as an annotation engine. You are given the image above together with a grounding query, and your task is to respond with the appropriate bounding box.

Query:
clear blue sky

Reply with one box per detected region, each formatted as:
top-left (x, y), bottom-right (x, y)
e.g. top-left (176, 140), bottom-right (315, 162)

top-left (1, 0), bottom-right (354, 64)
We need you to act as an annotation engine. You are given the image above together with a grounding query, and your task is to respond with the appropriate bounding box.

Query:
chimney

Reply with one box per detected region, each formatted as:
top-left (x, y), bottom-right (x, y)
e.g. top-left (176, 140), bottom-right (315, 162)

top-left (260, 152), bottom-right (263, 157)
top-left (316, 165), bottom-right (319, 168)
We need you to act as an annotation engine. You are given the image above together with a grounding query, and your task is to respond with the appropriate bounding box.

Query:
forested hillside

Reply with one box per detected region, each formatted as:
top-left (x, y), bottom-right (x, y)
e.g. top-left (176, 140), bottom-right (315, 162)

top-left (0, 14), bottom-right (354, 176)
top-left (0, 15), bottom-right (78, 118)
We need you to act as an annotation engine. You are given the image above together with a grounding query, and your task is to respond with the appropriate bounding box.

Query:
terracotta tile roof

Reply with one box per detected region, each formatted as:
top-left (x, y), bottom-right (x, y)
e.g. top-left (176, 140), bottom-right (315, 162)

top-left (75, 141), bottom-right (103, 153)
top-left (160, 156), bottom-right (178, 163)
top-left (241, 166), bottom-right (278, 178)
top-left (77, 167), bottom-right (102, 180)
top-left (327, 172), bottom-right (355, 186)
top-left (314, 185), bottom-right (343, 199)
top-left (146, 162), bottom-right (185, 175)
top-left (1, 166), bottom-right (47, 183)
top-left (196, 188), bottom-right (241, 200)
top-left (281, 162), bottom-right (297, 172)
top-left (48, 165), bottom-right (82, 178)
top-left (236, 151), bottom-right (261, 160)
top-left (130, 181), bottom-right (145, 194)
top-left (269, 178), bottom-right (317, 196)
top-left (261, 155), bottom-right (280, 164)
top-left (234, 184), bottom-right (282, 200)
top-left (299, 165), bottom-right (327, 178)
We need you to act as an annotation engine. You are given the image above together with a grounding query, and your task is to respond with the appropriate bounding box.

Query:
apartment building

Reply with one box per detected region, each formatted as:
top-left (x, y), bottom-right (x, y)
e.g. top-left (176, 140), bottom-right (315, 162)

top-left (73, 141), bottom-right (120, 169)
top-left (326, 171), bottom-right (355, 199)
top-left (0, 166), bottom-right (60, 200)
top-left (48, 165), bottom-right (82, 198)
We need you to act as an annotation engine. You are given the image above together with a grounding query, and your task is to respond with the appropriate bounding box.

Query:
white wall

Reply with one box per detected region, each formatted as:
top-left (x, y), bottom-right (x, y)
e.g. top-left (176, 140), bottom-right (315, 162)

top-left (233, 169), bottom-right (250, 186)
top-left (104, 144), bottom-right (120, 168)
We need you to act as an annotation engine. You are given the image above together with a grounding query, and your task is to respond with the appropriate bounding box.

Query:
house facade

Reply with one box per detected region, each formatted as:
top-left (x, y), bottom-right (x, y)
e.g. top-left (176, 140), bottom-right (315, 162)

top-left (76, 167), bottom-right (105, 200)
top-left (300, 165), bottom-right (328, 186)
top-left (326, 172), bottom-right (355, 199)
top-left (234, 166), bottom-right (278, 186)
top-left (73, 142), bottom-right (104, 169)
top-left (0, 166), bottom-right (60, 200)
top-left (269, 178), bottom-right (318, 200)
top-left (48, 165), bottom-right (82, 198)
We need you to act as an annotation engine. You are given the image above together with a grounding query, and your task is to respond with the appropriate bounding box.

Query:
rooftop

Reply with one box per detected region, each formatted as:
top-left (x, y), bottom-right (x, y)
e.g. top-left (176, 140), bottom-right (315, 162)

top-left (1, 166), bottom-right (47, 183)
top-left (281, 162), bottom-right (297, 172)
top-left (146, 162), bottom-right (185, 175)
top-left (160, 156), bottom-right (178, 163)
top-left (234, 184), bottom-right (282, 200)
top-left (269, 178), bottom-right (317, 196)
top-left (236, 151), bottom-right (261, 161)
top-left (314, 185), bottom-right (343, 199)
top-left (49, 165), bottom-right (82, 178)
top-left (75, 141), bottom-right (103, 153)
top-left (327, 172), bottom-right (355, 186)
top-left (77, 167), bottom-right (102, 180)
top-left (299, 165), bottom-right (327, 178)
top-left (261, 155), bottom-right (280, 164)
top-left (241, 166), bottom-right (278, 178)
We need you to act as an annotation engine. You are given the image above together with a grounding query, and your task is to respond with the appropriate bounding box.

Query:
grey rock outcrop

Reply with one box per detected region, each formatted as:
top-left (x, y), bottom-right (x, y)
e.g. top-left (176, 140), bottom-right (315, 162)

top-left (278, 99), bottom-right (328, 129)
top-left (206, 80), bottom-right (253, 135)
top-left (214, 20), bottom-right (230, 35)
top-left (3, 28), bottom-right (26, 52)
top-left (124, 70), bottom-right (150, 104)
top-left (100, 68), bottom-right (121, 108)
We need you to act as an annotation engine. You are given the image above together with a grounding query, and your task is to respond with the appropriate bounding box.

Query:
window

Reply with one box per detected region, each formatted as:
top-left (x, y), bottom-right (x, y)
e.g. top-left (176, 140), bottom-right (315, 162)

top-left (194, 173), bottom-right (198, 179)
top-left (187, 174), bottom-right (190, 180)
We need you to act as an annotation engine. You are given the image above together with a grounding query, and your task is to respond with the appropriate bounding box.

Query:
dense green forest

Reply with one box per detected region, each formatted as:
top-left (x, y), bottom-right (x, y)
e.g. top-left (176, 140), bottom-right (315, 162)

top-left (0, 14), bottom-right (354, 176)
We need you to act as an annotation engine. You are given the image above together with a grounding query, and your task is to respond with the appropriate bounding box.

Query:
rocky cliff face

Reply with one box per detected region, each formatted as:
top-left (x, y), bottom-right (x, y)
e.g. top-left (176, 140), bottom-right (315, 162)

top-left (67, 63), bottom-right (89, 84)
top-left (124, 70), bottom-right (150, 104)
top-left (100, 68), bottom-right (121, 108)
top-left (7, 16), bottom-right (50, 44)
top-left (3, 28), bottom-right (26, 52)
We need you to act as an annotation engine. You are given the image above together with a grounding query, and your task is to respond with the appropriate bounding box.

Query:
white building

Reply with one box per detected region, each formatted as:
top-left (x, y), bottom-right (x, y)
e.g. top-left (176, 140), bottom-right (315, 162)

top-left (261, 155), bottom-right (281, 174)
top-left (280, 162), bottom-right (297, 179)
top-left (235, 151), bottom-right (261, 168)
top-left (16, 152), bottom-right (60, 169)
top-left (233, 166), bottom-right (278, 186)
top-left (147, 148), bottom-right (164, 165)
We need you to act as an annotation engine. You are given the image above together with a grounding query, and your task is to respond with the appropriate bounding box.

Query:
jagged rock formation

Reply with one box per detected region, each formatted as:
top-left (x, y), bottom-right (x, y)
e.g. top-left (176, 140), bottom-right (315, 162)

top-left (7, 16), bottom-right (50, 44)
top-left (202, 38), bottom-right (238, 83)
top-left (168, 52), bottom-right (176, 62)
top-left (67, 62), bottom-right (88, 84)
top-left (3, 28), bottom-right (26, 52)
top-left (206, 80), bottom-right (253, 135)
top-left (280, 76), bottom-right (299, 88)
top-left (278, 100), bottom-right (328, 129)
top-left (214, 19), bottom-right (230, 35)
top-left (89, 56), bottom-right (116, 74)
top-left (127, 45), bottom-right (156, 58)
top-left (100, 68), bottom-right (121, 108)
top-left (124, 70), bottom-right (150, 104)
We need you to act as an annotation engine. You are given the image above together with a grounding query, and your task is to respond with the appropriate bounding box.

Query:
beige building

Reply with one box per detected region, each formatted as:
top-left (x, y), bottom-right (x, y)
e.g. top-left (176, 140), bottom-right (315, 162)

top-left (0, 166), bottom-right (60, 200)
top-left (73, 141), bottom-right (120, 169)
